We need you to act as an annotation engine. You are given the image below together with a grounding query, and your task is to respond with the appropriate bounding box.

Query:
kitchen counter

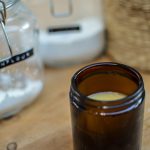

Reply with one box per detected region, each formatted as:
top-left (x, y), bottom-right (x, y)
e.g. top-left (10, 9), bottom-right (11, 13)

top-left (0, 56), bottom-right (150, 150)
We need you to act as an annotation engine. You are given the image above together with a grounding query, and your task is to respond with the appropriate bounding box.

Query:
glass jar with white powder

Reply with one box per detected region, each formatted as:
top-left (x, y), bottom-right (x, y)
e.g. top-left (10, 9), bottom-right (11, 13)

top-left (0, 0), bottom-right (44, 118)
top-left (24, 0), bottom-right (105, 67)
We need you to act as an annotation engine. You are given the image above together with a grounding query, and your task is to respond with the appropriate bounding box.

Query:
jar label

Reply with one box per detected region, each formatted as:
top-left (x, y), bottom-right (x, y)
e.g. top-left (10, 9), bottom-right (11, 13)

top-left (48, 25), bottom-right (80, 33)
top-left (0, 48), bottom-right (34, 69)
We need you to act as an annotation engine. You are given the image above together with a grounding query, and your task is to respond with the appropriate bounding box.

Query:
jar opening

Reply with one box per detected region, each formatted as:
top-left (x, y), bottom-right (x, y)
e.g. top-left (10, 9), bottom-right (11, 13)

top-left (70, 62), bottom-right (145, 114)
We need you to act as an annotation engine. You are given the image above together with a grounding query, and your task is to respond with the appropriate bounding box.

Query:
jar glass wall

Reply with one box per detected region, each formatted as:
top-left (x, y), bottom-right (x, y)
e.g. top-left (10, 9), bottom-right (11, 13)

top-left (0, 0), bottom-right (44, 118)
top-left (70, 62), bottom-right (145, 150)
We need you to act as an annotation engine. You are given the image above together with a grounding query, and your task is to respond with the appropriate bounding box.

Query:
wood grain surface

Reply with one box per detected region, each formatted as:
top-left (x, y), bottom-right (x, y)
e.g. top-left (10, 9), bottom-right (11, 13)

top-left (0, 56), bottom-right (150, 150)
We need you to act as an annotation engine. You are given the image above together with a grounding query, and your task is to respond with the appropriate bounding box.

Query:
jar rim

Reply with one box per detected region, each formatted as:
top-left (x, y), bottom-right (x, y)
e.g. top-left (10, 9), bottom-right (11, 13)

top-left (0, 0), bottom-right (20, 10)
top-left (70, 62), bottom-right (145, 113)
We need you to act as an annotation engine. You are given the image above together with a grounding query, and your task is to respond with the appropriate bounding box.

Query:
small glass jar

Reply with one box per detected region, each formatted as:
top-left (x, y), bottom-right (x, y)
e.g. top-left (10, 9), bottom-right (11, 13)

top-left (0, 0), bottom-right (44, 118)
top-left (70, 62), bottom-right (145, 150)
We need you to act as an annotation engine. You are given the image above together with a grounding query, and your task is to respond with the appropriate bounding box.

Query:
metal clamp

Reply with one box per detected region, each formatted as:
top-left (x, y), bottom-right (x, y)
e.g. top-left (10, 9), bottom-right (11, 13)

top-left (0, 0), bottom-right (13, 57)
top-left (50, 0), bottom-right (73, 17)
top-left (0, 0), bottom-right (6, 24)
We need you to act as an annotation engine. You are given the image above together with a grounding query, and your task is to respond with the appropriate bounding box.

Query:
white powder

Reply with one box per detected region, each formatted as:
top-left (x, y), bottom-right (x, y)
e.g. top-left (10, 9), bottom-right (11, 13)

top-left (0, 76), bottom-right (43, 118)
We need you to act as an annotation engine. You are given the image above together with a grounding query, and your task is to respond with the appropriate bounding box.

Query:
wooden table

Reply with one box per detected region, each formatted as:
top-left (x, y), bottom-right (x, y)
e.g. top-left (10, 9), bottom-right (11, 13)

top-left (0, 56), bottom-right (150, 150)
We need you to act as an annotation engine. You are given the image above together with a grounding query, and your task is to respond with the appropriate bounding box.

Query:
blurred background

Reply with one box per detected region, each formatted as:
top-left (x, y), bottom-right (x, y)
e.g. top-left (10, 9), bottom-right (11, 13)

top-left (0, 0), bottom-right (149, 149)
top-left (23, 0), bottom-right (150, 71)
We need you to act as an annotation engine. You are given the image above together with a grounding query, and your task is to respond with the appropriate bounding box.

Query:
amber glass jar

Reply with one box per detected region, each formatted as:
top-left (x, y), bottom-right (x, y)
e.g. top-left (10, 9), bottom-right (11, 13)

top-left (70, 62), bottom-right (145, 150)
